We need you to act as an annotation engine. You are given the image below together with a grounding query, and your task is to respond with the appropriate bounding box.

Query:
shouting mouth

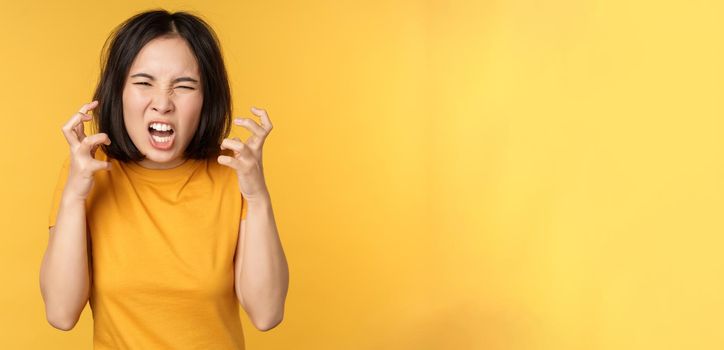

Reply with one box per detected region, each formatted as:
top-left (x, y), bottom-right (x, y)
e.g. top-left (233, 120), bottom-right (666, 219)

top-left (148, 121), bottom-right (175, 150)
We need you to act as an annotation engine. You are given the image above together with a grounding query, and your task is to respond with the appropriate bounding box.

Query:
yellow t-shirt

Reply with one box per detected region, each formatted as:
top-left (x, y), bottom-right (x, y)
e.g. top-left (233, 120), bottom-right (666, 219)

top-left (48, 148), bottom-right (248, 349)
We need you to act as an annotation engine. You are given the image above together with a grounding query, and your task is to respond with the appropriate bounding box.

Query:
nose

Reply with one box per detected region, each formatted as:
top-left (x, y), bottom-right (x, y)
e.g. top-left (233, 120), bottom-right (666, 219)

top-left (151, 89), bottom-right (175, 114)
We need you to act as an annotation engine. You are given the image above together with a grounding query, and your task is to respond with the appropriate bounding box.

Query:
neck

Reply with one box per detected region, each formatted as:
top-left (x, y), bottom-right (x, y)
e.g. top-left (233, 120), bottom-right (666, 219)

top-left (135, 157), bottom-right (187, 170)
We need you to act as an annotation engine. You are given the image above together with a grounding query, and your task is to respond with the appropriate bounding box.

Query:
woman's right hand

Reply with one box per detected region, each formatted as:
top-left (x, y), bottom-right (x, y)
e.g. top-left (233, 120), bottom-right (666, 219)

top-left (61, 100), bottom-right (113, 200)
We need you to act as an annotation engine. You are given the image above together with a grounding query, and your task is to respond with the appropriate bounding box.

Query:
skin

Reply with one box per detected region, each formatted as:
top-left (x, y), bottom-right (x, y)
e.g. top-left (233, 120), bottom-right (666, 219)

top-left (123, 35), bottom-right (289, 328)
top-left (221, 108), bottom-right (289, 330)
top-left (39, 101), bottom-right (110, 331)
top-left (123, 34), bottom-right (203, 170)
top-left (41, 35), bottom-right (288, 331)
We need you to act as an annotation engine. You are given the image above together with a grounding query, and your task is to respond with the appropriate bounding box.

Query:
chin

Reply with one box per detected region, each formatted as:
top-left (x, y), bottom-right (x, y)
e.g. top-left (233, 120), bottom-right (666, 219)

top-left (142, 149), bottom-right (181, 163)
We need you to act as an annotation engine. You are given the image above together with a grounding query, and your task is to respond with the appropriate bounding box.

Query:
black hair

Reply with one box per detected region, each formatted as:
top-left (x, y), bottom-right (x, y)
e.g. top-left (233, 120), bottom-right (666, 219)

top-left (92, 9), bottom-right (232, 161)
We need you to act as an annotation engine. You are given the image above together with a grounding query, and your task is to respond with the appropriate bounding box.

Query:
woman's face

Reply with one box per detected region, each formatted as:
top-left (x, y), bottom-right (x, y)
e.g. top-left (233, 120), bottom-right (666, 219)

top-left (122, 35), bottom-right (203, 169)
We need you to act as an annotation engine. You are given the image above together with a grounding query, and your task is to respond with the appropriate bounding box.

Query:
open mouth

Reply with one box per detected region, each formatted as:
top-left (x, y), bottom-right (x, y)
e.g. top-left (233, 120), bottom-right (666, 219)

top-left (148, 121), bottom-right (175, 150)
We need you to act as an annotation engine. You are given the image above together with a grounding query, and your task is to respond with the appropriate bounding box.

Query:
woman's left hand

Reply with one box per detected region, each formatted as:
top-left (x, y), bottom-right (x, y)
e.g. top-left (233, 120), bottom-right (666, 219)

top-left (218, 106), bottom-right (273, 202)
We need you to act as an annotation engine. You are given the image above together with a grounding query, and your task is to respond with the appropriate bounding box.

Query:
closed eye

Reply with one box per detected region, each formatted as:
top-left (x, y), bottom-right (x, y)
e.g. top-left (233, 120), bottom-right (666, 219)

top-left (133, 82), bottom-right (194, 90)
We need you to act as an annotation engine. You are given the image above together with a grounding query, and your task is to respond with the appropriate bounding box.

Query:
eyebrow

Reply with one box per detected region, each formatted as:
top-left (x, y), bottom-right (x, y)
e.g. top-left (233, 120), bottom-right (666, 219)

top-left (130, 73), bottom-right (199, 84)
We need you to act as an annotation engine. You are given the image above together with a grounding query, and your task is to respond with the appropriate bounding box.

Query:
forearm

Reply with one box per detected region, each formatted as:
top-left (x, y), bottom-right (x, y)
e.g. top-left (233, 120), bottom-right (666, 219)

top-left (238, 193), bottom-right (289, 328)
top-left (39, 190), bottom-right (91, 330)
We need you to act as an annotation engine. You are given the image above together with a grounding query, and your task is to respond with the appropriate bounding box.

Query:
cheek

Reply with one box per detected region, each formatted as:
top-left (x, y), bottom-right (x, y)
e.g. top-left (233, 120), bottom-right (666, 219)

top-left (179, 95), bottom-right (204, 135)
top-left (183, 92), bottom-right (203, 112)
top-left (122, 88), bottom-right (148, 109)
top-left (121, 89), bottom-right (148, 134)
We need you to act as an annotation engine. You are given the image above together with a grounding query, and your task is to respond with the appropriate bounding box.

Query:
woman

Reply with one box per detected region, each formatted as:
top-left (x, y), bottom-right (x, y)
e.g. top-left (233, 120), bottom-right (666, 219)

top-left (39, 9), bottom-right (289, 349)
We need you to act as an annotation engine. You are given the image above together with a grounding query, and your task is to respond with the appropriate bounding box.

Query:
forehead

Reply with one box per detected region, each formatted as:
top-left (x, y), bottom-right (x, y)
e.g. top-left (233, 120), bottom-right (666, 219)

top-left (128, 36), bottom-right (199, 77)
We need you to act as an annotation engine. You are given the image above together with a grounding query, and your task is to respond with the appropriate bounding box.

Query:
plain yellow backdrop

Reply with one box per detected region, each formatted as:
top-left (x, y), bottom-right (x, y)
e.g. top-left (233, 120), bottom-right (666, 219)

top-left (1, 0), bottom-right (723, 349)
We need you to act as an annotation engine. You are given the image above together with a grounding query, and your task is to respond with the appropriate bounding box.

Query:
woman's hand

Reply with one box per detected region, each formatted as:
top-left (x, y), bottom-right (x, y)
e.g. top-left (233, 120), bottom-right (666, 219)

top-left (61, 100), bottom-right (112, 200)
top-left (218, 106), bottom-right (273, 202)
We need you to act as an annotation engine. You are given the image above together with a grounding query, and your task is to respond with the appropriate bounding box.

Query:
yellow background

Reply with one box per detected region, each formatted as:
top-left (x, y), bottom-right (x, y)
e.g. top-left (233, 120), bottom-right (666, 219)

top-left (1, 0), bottom-right (723, 349)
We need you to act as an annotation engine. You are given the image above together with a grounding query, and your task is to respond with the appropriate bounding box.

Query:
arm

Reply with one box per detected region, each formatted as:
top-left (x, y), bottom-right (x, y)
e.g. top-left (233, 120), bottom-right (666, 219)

top-left (40, 193), bottom-right (91, 331)
top-left (40, 100), bottom-right (110, 331)
top-left (234, 193), bottom-right (289, 331)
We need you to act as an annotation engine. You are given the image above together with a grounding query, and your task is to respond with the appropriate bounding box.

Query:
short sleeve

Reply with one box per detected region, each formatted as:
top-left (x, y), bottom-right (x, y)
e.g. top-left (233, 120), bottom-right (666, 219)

top-left (48, 155), bottom-right (71, 229)
top-left (241, 194), bottom-right (248, 220)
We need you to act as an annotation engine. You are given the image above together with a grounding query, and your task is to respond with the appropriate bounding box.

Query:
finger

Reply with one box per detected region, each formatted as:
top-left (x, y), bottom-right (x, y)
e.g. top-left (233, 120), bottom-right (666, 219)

top-left (233, 117), bottom-right (267, 138)
top-left (62, 101), bottom-right (97, 146)
top-left (220, 137), bottom-right (246, 153)
top-left (88, 159), bottom-right (113, 172)
top-left (75, 101), bottom-right (98, 141)
top-left (90, 138), bottom-right (107, 158)
top-left (79, 100), bottom-right (99, 114)
top-left (250, 106), bottom-right (273, 131)
top-left (78, 133), bottom-right (111, 154)
top-left (73, 113), bottom-right (90, 142)
top-left (62, 112), bottom-right (91, 146)
top-left (217, 155), bottom-right (242, 169)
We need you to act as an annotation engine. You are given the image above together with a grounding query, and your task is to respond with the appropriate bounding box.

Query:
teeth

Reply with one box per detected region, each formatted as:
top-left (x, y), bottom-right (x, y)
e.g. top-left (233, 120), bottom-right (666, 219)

top-left (150, 122), bottom-right (172, 131)
top-left (151, 135), bottom-right (172, 143)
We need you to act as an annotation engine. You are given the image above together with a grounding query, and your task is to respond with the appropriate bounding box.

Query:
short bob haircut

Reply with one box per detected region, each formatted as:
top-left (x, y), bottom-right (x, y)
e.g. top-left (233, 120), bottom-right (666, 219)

top-left (92, 9), bottom-right (232, 162)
